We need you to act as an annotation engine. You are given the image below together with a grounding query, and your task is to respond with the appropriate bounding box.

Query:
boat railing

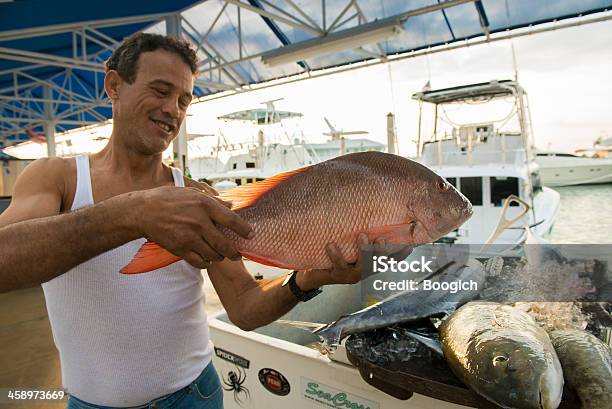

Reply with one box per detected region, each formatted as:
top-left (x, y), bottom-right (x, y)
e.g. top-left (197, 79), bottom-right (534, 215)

top-left (422, 130), bottom-right (529, 167)
top-left (424, 142), bottom-right (527, 167)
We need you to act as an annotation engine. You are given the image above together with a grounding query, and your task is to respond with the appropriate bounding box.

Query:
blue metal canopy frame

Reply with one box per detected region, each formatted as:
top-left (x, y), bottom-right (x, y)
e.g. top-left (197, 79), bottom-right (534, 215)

top-left (1, 0), bottom-right (611, 150)
top-left (0, 0), bottom-right (204, 149)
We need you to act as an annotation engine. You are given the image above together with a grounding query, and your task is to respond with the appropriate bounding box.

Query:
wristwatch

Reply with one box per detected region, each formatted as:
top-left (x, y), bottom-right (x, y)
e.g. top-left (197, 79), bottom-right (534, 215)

top-left (282, 270), bottom-right (322, 302)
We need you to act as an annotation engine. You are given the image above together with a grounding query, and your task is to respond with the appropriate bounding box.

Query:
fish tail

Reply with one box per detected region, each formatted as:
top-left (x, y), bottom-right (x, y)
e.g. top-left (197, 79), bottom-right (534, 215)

top-left (401, 329), bottom-right (444, 356)
top-left (120, 241), bottom-right (182, 274)
top-left (313, 323), bottom-right (344, 350)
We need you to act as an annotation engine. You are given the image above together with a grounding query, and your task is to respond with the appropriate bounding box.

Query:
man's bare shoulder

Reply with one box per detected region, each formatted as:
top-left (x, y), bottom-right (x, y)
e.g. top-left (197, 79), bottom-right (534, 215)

top-left (0, 157), bottom-right (74, 226)
top-left (14, 157), bottom-right (74, 195)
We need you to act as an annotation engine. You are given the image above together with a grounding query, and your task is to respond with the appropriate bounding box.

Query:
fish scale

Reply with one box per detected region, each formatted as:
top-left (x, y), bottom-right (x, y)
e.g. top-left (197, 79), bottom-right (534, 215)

top-left (227, 155), bottom-right (416, 268)
top-left (120, 152), bottom-right (473, 274)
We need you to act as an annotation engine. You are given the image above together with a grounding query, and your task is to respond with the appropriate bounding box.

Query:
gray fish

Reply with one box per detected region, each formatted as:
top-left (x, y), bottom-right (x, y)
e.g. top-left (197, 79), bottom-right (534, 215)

top-left (439, 301), bottom-right (564, 409)
top-left (549, 329), bottom-right (612, 409)
top-left (313, 259), bottom-right (484, 349)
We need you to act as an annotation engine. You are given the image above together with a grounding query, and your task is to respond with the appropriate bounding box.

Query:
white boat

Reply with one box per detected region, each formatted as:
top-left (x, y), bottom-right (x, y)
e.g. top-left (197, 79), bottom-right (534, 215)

top-left (412, 80), bottom-right (560, 245)
top-left (535, 151), bottom-right (612, 187)
top-left (204, 104), bottom-right (385, 187)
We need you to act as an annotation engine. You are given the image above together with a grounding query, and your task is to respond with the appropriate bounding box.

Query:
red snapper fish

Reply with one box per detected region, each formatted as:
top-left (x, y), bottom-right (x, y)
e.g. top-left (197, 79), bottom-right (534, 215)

top-left (120, 152), bottom-right (472, 274)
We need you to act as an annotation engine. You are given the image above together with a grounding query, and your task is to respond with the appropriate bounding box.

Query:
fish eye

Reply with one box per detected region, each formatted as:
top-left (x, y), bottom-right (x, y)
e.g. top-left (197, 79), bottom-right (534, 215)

top-left (493, 355), bottom-right (509, 366)
top-left (436, 179), bottom-right (449, 192)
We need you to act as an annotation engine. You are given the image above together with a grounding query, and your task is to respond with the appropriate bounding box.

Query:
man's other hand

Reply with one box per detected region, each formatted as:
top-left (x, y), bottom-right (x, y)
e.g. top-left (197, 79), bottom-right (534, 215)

top-left (133, 186), bottom-right (253, 269)
top-left (295, 234), bottom-right (414, 291)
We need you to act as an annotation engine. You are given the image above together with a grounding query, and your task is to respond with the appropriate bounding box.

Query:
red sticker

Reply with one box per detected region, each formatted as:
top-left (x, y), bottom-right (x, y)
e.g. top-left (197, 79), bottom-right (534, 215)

top-left (258, 368), bottom-right (290, 396)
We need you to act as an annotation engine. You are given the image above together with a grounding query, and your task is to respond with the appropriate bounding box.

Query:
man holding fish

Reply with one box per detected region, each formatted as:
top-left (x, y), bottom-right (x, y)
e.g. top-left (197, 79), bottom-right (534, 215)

top-left (0, 33), bottom-right (471, 409)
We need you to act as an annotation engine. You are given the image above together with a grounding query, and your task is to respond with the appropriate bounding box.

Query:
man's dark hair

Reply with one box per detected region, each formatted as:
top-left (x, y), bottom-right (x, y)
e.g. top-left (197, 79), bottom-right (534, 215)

top-left (106, 32), bottom-right (198, 83)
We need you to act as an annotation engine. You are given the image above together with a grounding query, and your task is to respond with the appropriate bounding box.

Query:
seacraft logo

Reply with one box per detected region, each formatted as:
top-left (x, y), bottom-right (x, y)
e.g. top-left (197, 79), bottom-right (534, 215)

top-left (372, 255), bottom-right (433, 273)
top-left (301, 378), bottom-right (380, 409)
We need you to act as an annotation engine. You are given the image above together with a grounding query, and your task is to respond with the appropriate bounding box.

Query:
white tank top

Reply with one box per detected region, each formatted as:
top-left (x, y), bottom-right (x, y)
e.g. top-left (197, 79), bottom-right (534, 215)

top-left (42, 155), bottom-right (213, 407)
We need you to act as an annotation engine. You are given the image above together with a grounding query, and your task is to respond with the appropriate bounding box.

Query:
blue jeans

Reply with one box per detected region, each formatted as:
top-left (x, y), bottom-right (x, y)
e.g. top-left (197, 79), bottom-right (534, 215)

top-left (66, 362), bottom-right (223, 409)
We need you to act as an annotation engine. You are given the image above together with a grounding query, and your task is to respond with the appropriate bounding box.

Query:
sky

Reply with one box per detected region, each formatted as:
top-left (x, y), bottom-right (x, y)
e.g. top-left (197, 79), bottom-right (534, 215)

top-left (185, 17), bottom-right (612, 157)
top-left (5, 16), bottom-right (612, 160)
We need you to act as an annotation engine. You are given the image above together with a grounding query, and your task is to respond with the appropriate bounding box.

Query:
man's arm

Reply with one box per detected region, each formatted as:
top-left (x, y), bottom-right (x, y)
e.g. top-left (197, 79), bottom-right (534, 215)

top-left (207, 261), bottom-right (297, 331)
top-left (207, 238), bottom-right (369, 331)
top-left (0, 158), bottom-right (145, 292)
top-left (0, 159), bottom-right (253, 293)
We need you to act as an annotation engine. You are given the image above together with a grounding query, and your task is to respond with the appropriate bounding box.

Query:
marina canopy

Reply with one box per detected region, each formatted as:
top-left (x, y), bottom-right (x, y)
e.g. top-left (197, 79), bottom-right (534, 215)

top-left (1, 0), bottom-right (611, 149)
top-left (412, 79), bottom-right (519, 104)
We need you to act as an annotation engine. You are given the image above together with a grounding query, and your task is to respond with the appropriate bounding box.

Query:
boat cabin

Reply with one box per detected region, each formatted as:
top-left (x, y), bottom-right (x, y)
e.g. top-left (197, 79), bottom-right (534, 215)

top-left (413, 80), bottom-right (558, 245)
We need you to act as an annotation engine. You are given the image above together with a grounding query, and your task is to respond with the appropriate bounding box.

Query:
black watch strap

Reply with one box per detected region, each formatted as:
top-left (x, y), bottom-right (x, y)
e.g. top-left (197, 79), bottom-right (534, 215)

top-left (282, 270), bottom-right (322, 302)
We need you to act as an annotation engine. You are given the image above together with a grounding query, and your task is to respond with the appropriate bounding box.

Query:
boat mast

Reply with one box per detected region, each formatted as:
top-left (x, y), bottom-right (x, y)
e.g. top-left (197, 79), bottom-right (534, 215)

top-left (434, 103), bottom-right (443, 167)
top-left (416, 100), bottom-right (423, 158)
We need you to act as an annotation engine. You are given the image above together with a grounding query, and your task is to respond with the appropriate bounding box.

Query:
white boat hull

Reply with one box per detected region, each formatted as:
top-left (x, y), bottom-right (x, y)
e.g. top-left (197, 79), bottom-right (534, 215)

top-left (536, 155), bottom-right (612, 186)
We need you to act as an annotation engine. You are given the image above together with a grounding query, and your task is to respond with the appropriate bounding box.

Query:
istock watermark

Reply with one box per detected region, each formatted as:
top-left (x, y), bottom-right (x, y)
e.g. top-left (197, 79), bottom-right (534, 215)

top-left (371, 278), bottom-right (479, 293)
top-left (372, 255), bottom-right (434, 273)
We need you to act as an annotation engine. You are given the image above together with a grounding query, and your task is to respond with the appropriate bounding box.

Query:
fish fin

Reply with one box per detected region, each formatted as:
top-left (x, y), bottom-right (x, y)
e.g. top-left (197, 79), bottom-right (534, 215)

top-left (313, 320), bottom-right (346, 350)
top-left (241, 252), bottom-right (291, 269)
top-left (275, 319), bottom-right (327, 331)
top-left (401, 329), bottom-right (444, 356)
top-left (362, 222), bottom-right (417, 244)
top-left (221, 165), bottom-right (312, 210)
top-left (120, 240), bottom-right (182, 274)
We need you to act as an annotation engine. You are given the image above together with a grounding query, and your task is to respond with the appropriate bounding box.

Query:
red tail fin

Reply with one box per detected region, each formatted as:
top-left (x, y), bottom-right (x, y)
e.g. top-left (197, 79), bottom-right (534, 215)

top-left (120, 241), bottom-right (182, 274)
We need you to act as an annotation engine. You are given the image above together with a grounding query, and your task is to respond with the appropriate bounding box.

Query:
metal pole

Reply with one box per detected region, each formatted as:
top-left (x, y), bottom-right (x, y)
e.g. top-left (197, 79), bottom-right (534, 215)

top-left (166, 14), bottom-right (188, 173)
top-left (433, 103), bottom-right (438, 141)
top-left (416, 100), bottom-right (423, 158)
top-left (45, 120), bottom-right (56, 158)
top-left (386, 112), bottom-right (396, 155)
top-left (43, 84), bottom-right (56, 157)
top-left (257, 129), bottom-right (264, 168)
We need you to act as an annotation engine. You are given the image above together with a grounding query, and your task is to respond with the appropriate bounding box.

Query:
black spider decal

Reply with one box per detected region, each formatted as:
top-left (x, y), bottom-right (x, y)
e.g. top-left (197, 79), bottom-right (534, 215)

top-left (222, 366), bottom-right (250, 405)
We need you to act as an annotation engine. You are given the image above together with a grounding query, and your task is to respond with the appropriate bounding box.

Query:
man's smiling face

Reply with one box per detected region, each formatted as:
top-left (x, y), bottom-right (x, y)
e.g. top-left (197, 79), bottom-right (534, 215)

top-left (112, 49), bottom-right (194, 154)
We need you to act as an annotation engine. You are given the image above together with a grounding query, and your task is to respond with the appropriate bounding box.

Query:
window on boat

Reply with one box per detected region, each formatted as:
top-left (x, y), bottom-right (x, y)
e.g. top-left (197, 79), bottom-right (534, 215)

top-left (490, 177), bottom-right (520, 206)
top-left (235, 179), bottom-right (242, 186)
top-left (459, 177), bottom-right (483, 206)
top-left (246, 162), bottom-right (256, 168)
top-left (446, 177), bottom-right (456, 187)
top-left (232, 163), bottom-right (237, 170)
top-left (256, 178), bottom-right (265, 182)
top-left (246, 178), bottom-right (254, 183)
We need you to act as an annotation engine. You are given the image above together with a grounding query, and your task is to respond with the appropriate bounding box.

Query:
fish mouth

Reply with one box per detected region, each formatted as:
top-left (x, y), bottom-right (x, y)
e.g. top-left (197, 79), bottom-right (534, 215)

top-left (539, 390), bottom-right (544, 409)
top-left (537, 372), bottom-right (563, 409)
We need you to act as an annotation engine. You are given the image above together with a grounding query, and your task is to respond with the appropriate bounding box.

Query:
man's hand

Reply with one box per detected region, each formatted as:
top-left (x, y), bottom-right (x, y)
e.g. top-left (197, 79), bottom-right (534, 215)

top-left (133, 186), bottom-right (253, 269)
top-left (295, 234), bottom-right (414, 291)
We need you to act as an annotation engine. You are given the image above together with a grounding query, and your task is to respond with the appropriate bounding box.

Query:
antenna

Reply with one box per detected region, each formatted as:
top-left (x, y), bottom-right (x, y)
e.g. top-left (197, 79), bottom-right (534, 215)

top-left (505, 0), bottom-right (520, 82)
top-left (322, 117), bottom-right (368, 141)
